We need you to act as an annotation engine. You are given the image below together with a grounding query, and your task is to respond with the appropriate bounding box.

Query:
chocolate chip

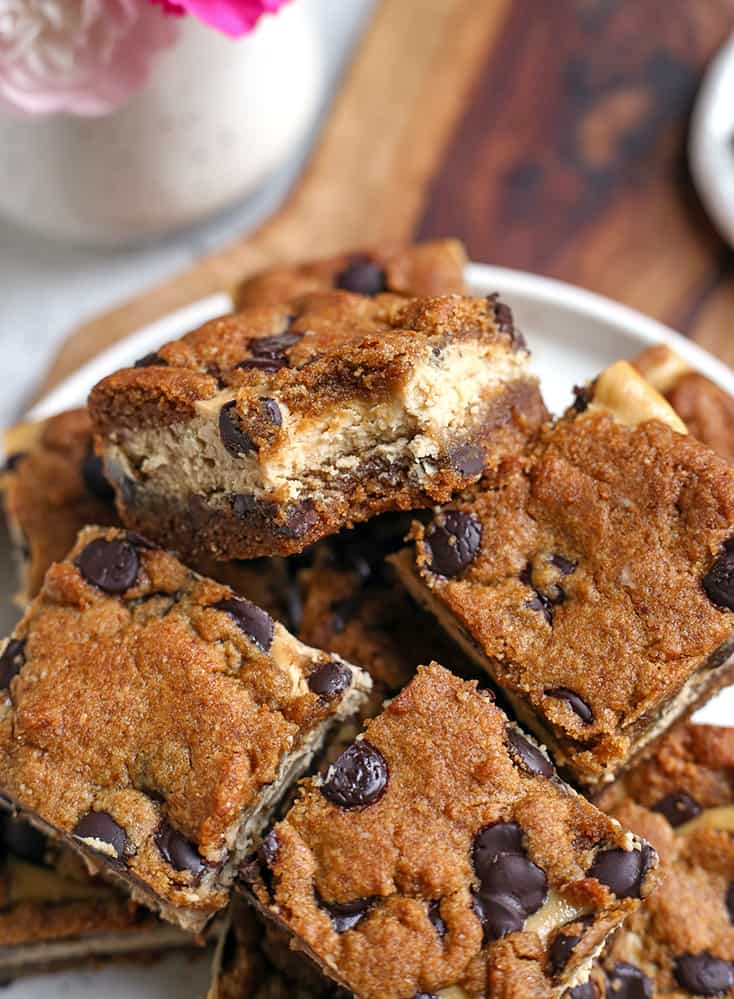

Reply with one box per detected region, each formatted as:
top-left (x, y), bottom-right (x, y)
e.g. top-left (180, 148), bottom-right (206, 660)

top-left (652, 790), bottom-right (702, 828)
top-left (472, 890), bottom-right (527, 941)
top-left (77, 538), bottom-right (140, 594)
top-left (237, 853), bottom-right (261, 886)
top-left (321, 741), bottom-right (388, 809)
top-left (572, 385), bottom-right (591, 412)
top-left (549, 931), bottom-right (582, 976)
top-left (472, 821), bottom-right (547, 941)
top-left (335, 260), bottom-right (387, 296)
top-left (280, 502), bottom-right (319, 539)
top-left (545, 687), bottom-right (593, 724)
top-left (81, 445), bottom-right (114, 501)
top-left (155, 822), bottom-right (206, 877)
top-left (521, 563), bottom-right (563, 624)
top-left (3, 451), bottom-right (27, 473)
top-left (507, 729), bottom-right (553, 778)
top-left (330, 595), bottom-right (362, 634)
top-left (0, 639), bottom-right (25, 690)
top-left (73, 811), bottom-right (127, 859)
top-left (476, 852), bottom-right (547, 914)
top-left (673, 953), bottom-right (734, 996)
top-left (308, 660), bottom-right (352, 700)
top-left (250, 329), bottom-right (302, 358)
top-left (587, 844), bottom-right (653, 899)
top-left (317, 892), bottom-right (376, 933)
top-left (726, 881), bottom-right (734, 923)
top-left (261, 397), bottom-right (282, 427)
top-left (428, 899), bottom-right (446, 939)
top-left (219, 400), bottom-right (255, 457)
top-left (3, 817), bottom-right (47, 864)
top-left (606, 963), bottom-right (652, 999)
top-left (215, 596), bottom-right (275, 652)
top-left (551, 554), bottom-right (576, 575)
top-left (237, 356), bottom-right (288, 372)
top-left (133, 352), bottom-right (166, 368)
top-left (260, 830), bottom-right (278, 868)
top-left (526, 591), bottom-right (555, 624)
top-left (473, 822), bottom-right (524, 872)
top-left (703, 539), bottom-right (734, 612)
top-left (425, 510), bottom-right (482, 577)
top-left (414, 994), bottom-right (440, 999)
top-left (450, 443), bottom-right (485, 479)
top-left (567, 984), bottom-right (597, 999)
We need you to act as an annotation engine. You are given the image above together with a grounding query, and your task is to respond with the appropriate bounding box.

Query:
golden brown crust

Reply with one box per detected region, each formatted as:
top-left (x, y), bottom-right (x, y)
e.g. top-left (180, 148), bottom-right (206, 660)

top-left (0, 527), bottom-right (369, 929)
top-left (399, 410), bottom-right (734, 789)
top-left (245, 664), bottom-right (658, 999)
top-left (232, 240), bottom-right (467, 310)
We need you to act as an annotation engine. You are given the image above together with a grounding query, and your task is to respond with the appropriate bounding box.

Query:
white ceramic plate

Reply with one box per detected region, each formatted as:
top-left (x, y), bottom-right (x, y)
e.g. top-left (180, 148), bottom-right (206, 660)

top-left (4, 263), bottom-right (734, 997)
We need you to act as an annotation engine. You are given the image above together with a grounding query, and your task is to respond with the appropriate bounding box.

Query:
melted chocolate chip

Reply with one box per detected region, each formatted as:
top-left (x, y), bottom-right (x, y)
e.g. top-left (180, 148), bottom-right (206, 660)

top-left (477, 853), bottom-right (547, 914)
top-left (133, 352), bottom-right (166, 368)
top-left (3, 816), bottom-right (47, 864)
top-left (450, 443), bottom-right (485, 479)
top-left (219, 400), bottom-right (255, 457)
top-left (427, 899), bottom-right (446, 939)
top-left (572, 385), bottom-right (591, 412)
top-left (308, 660), bottom-right (352, 700)
top-left (507, 729), bottom-right (553, 778)
top-left (726, 881), bottom-right (734, 924)
top-left (472, 890), bottom-right (526, 941)
top-left (545, 687), bottom-right (593, 724)
top-left (73, 811), bottom-right (127, 859)
top-left (3, 451), bottom-right (27, 473)
top-left (215, 596), bottom-right (275, 652)
top-left (551, 554), bottom-right (576, 575)
top-left (237, 356), bottom-right (288, 372)
top-left (606, 963), bottom-right (652, 999)
top-left (473, 822), bottom-right (524, 872)
top-left (250, 329), bottom-right (302, 358)
top-left (549, 930), bottom-right (581, 976)
top-left (673, 953), bottom-right (734, 996)
top-left (155, 822), bottom-right (206, 877)
top-left (0, 639), bottom-right (25, 690)
top-left (652, 790), bottom-right (702, 828)
top-left (703, 539), bottom-right (734, 612)
top-left (472, 821), bottom-right (547, 941)
top-left (425, 510), bottom-right (482, 577)
top-left (77, 538), bottom-right (140, 594)
top-left (321, 741), bottom-right (388, 809)
top-left (587, 844), bottom-right (653, 899)
top-left (81, 445), bottom-right (115, 502)
top-left (317, 892), bottom-right (376, 932)
top-left (335, 260), bottom-right (387, 296)
top-left (261, 397), bottom-right (282, 427)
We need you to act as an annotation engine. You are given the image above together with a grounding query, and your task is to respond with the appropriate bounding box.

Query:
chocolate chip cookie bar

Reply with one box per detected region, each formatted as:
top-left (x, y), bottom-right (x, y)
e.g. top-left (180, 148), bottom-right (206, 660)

top-left (588, 722), bottom-right (734, 998)
top-left (240, 663), bottom-right (659, 999)
top-left (633, 343), bottom-right (734, 462)
top-left (0, 811), bottom-right (200, 980)
top-left (89, 292), bottom-right (547, 560)
top-left (1, 409), bottom-right (295, 621)
top-left (395, 361), bottom-right (734, 791)
top-left (233, 239), bottom-right (467, 310)
top-left (0, 526), bottom-right (371, 932)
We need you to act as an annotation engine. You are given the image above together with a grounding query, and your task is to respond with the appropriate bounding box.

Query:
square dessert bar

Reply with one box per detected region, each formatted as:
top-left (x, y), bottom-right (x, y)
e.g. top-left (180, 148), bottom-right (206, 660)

top-left (395, 361), bottom-right (734, 791)
top-left (1, 409), bottom-right (296, 623)
top-left (241, 663), bottom-right (659, 999)
top-left (232, 238), bottom-right (467, 309)
top-left (89, 292), bottom-right (548, 560)
top-left (0, 526), bottom-right (371, 932)
top-left (589, 722), bottom-right (734, 999)
top-left (633, 343), bottom-right (734, 462)
top-left (0, 812), bottom-right (201, 979)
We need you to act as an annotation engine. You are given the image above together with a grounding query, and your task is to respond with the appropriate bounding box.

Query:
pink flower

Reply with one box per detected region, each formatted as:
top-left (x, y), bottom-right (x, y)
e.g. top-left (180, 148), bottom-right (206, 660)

top-left (158, 0), bottom-right (292, 38)
top-left (0, 0), bottom-right (178, 117)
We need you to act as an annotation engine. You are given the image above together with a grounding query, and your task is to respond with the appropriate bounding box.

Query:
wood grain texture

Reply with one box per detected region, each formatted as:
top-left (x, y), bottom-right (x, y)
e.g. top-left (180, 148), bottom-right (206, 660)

top-left (40, 0), bottom-right (507, 396)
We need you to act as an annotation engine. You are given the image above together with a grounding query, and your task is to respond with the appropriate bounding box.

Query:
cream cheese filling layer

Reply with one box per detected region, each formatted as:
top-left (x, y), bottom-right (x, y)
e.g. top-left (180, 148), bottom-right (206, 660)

top-left (110, 343), bottom-right (530, 503)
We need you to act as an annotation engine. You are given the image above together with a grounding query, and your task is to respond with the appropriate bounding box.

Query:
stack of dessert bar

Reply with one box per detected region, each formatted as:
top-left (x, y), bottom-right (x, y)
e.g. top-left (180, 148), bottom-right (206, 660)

top-left (1, 239), bottom-right (734, 998)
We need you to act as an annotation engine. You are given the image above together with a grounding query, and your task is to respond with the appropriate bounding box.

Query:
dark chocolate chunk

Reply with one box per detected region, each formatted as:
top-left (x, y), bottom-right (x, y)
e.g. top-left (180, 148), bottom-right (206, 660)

top-left (507, 729), bottom-right (553, 778)
top-left (726, 881), bottom-right (734, 924)
top-left (587, 844), bottom-right (653, 899)
top-left (219, 400), bottom-right (255, 457)
top-left (551, 553), bottom-right (576, 575)
top-left (335, 259), bottom-right (387, 296)
top-left (703, 539), bottom-right (734, 612)
top-left (606, 963), bottom-right (653, 999)
top-left (3, 451), bottom-right (27, 473)
top-left (673, 953), bottom-right (734, 996)
top-left (549, 930), bottom-right (581, 976)
top-left (261, 397), bottom-right (282, 427)
top-left (0, 639), bottom-right (25, 690)
top-left (73, 811), bottom-right (127, 860)
top-left (3, 816), bottom-right (47, 864)
top-left (545, 687), bottom-right (593, 724)
top-left (214, 596), bottom-right (275, 652)
top-left (237, 356), bottom-right (288, 372)
top-left (77, 537), bottom-right (140, 594)
top-left (81, 445), bottom-right (115, 502)
top-left (652, 790), bottom-right (702, 828)
top-left (317, 892), bottom-right (376, 933)
top-left (133, 352), bottom-right (166, 368)
top-left (308, 660), bottom-right (352, 700)
top-left (155, 822), bottom-right (206, 877)
top-left (321, 741), bottom-right (388, 809)
top-left (572, 385), bottom-right (591, 412)
top-left (425, 510), bottom-right (482, 577)
top-left (449, 443), bottom-right (485, 479)
top-left (250, 329), bottom-right (302, 358)
top-left (428, 899), bottom-right (446, 939)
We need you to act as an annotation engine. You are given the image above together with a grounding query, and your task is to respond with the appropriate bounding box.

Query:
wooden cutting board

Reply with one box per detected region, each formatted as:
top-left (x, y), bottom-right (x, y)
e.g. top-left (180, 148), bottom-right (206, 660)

top-left (41, 0), bottom-right (734, 396)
